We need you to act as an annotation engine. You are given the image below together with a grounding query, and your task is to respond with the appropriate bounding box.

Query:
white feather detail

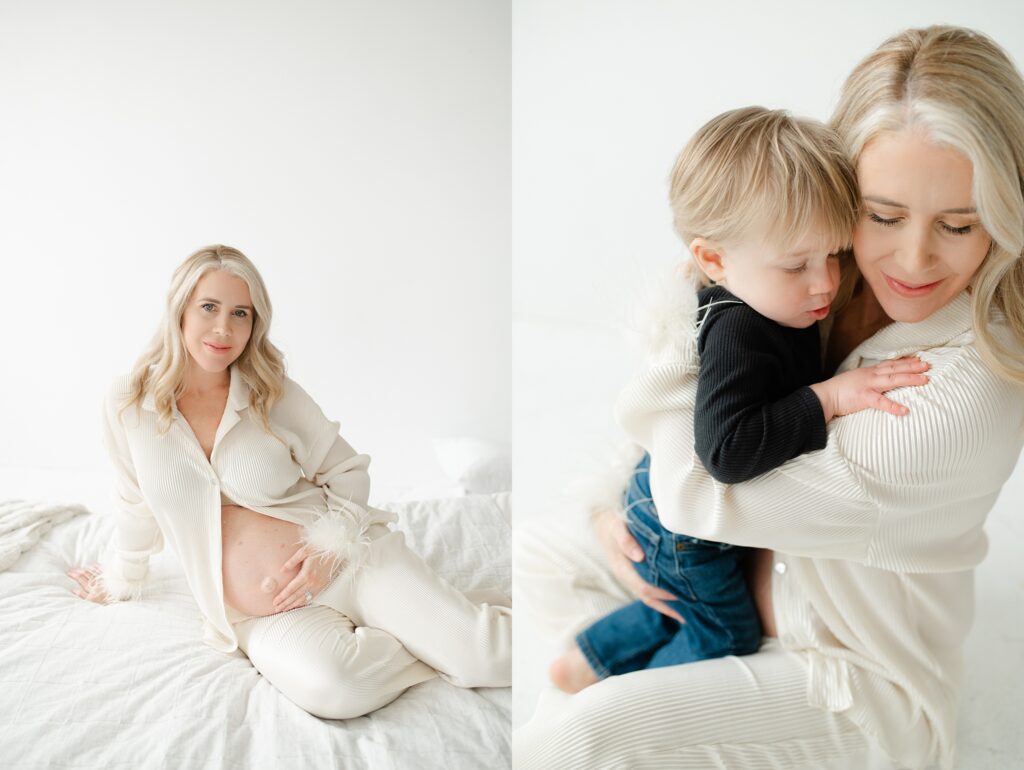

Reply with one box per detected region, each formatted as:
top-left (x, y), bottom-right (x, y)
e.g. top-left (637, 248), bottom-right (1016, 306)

top-left (88, 566), bottom-right (146, 603)
top-left (299, 488), bottom-right (375, 583)
top-left (627, 263), bottom-right (704, 367)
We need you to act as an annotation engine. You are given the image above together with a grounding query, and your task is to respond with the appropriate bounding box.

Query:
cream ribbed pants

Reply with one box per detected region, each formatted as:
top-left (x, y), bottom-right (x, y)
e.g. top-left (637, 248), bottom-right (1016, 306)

top-left (232, 524), bottom-right (511, 720)
top-left (513, 515), bottom-right (896, 770)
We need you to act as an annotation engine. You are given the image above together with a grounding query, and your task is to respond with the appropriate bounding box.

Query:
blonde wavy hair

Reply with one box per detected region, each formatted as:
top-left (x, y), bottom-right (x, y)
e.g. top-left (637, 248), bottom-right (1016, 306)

top-left (830, 25), bottom-right (1024, 384)
top-left (669, 106), bottom-right (860, 288)
top-left (119, 245), bottom-right (287, 436)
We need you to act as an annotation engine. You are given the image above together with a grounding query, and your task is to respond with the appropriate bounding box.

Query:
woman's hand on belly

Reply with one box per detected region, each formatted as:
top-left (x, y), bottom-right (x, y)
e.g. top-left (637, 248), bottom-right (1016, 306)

top-left (270, 544), bottom-right (339, 613)
top-left (222, 506), bottom-right (310, 617)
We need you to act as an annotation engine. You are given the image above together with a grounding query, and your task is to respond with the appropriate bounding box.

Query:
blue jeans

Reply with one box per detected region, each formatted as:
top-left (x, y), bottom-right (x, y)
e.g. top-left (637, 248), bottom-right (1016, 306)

top-left (575, 452), bottom-right (762, 678)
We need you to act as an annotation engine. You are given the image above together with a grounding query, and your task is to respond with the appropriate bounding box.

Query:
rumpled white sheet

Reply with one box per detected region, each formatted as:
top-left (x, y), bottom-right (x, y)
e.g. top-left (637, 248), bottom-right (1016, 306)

top-left (0, 487), bottom-right (511, 770)
top-left (0, 499), bottom-right (88, 572)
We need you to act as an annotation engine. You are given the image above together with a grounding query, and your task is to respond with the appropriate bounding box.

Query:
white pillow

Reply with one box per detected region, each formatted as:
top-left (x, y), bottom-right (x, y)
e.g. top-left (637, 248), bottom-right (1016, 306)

top-left (433, 437), bottom-right (511, 495)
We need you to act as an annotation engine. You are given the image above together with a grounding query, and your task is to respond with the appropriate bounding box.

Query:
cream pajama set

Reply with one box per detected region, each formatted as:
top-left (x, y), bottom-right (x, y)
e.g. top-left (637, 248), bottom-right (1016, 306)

top-left (514, 290), bottom-right (1024, 770)
top-left (93, 365), bottom-right (511, 719)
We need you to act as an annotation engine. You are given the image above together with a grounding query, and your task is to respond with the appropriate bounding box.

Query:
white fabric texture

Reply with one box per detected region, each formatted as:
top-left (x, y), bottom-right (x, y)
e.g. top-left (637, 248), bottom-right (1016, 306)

top-left (230, 522), bottom-right (511, 720)
top-left (0, 499), bottom-right (88, 571)
top-left (513, 514), bottom-right (897, 770)
top-left (548, 282), bottom-right (1024, 770)
top-left (95, 364), bottom-right (398, 653)
top-left (0, 490), bottom-right (511, 769)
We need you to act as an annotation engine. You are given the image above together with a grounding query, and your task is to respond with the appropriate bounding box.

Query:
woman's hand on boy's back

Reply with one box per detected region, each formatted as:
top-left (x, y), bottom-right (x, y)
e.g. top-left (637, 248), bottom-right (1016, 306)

top-left (809, 356), bottom-right (930, 422)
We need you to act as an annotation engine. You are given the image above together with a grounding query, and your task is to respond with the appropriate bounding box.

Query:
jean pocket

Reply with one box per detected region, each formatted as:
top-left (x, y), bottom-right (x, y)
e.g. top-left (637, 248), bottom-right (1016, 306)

top-left (672, 550), bottom-right (747, 606)
top-left (626, 515), bottom-right (661, 583)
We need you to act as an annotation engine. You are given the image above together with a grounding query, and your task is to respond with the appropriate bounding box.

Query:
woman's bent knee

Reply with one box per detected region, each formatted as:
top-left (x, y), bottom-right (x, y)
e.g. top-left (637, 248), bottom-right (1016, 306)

top-left (296, 680), bottom-right (402, 720)
top-left (437, 607), bottom-right (513, 688)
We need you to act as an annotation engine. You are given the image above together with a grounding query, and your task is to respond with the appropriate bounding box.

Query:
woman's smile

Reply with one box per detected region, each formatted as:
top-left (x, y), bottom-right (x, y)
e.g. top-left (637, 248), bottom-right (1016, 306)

top-left (882, 273), bottom-right (945, 298)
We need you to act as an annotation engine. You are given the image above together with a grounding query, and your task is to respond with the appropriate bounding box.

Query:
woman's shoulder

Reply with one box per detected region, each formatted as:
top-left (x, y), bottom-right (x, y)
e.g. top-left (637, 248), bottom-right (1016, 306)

top-left (269, 374), bottom-right (331, 424)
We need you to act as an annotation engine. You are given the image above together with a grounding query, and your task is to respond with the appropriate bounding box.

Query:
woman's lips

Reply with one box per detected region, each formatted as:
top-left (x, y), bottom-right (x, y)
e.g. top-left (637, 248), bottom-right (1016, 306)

top-left (204, 342), bottom-right (231, 353)
top-left (884, 273), bottom-right (944, 298)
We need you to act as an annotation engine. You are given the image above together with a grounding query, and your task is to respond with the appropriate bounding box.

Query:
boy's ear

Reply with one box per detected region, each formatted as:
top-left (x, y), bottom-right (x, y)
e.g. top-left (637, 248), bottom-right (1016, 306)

top-left (689, 238), bottom-right (727, 282)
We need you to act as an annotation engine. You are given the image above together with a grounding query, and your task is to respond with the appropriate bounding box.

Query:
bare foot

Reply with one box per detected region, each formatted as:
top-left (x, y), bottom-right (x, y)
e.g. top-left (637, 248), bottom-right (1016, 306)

top-left (549, 647), bottom-right (599, 693)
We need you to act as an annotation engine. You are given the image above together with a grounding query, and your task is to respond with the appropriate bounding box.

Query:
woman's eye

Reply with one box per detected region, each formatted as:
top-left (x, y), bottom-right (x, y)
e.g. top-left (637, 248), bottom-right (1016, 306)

top-left (233, 309), bottom-right (249, 318)
top-left (201, 303), bottom-right (216, 312)
top-left (783, 265), bottom-right (807, 274)
top-left (868, 212), bottom-right (900, 227)
top-left (940, 222), bottom-right (974, 236)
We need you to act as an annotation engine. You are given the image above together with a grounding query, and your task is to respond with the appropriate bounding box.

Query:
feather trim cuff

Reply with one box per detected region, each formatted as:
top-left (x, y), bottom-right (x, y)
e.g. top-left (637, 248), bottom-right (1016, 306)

top-left (88, 564), bottom-right (146, 603)
top-left (299, 491), bottom-right (376, 582)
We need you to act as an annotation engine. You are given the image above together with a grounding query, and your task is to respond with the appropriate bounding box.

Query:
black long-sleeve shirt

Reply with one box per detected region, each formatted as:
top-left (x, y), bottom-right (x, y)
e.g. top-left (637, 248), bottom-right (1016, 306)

top-left (694, 285), bottom-right (828, 484)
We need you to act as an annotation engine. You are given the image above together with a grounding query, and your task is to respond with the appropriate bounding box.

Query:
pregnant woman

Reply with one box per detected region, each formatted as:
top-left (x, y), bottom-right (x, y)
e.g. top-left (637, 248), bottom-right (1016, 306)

top-left (515, 25), bottom-right (1024, 770)
top-left (66, 245), bottom-right (511, 719)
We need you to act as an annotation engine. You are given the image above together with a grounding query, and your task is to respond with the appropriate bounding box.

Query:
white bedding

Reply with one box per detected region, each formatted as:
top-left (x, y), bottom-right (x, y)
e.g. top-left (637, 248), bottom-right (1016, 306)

top-left (0, 469), bottom-right (510, 770)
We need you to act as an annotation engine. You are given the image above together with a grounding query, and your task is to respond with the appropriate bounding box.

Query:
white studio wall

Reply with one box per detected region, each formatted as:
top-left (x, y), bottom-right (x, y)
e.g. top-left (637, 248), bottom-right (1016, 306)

top-left (0, 0), bottom-right (511, 500)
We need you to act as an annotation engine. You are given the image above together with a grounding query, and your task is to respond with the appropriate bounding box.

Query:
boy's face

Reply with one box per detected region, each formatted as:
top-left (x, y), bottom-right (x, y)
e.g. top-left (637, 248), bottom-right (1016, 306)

top-left (711, 228), bottom-right (843, 329)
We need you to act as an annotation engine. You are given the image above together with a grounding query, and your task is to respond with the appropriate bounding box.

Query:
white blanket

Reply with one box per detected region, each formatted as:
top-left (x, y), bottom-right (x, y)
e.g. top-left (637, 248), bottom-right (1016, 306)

top-left (0, 484), bottom-right (511, 770)
top-left (0, 499), bottom-right (88, 572)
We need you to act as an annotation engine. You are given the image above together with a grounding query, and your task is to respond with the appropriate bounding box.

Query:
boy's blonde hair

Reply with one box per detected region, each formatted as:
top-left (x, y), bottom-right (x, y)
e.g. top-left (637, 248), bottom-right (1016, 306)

top-left (831, 25), bottom-right (1024, 384)
top-left (669, 106), bottom-right (860, 285)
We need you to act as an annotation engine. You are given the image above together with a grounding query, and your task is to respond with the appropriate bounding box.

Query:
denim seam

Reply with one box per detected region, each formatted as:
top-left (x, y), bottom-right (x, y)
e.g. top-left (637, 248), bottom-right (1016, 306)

top-left (575, 631), bottom-right (612, 680)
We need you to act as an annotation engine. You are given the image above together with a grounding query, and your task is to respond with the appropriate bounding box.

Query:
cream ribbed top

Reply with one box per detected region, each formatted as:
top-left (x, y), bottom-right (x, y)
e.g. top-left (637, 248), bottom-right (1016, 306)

top-left (615, 288), bottom-right (1024, 770)
top-left (96, 364), bottom-right (396, 653)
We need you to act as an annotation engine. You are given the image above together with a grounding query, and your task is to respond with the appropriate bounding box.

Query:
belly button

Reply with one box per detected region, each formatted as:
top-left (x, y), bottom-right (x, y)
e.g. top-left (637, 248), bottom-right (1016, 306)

top-left (260, 576), bottom-right (279, 594)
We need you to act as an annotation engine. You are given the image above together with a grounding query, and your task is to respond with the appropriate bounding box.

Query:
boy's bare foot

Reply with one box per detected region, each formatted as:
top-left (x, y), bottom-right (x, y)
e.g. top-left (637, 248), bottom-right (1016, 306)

top-left (549, 647), bottom-right (600, 693)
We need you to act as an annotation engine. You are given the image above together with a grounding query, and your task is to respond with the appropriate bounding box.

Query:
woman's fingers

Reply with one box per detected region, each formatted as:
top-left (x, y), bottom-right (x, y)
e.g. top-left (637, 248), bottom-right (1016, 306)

top-left (66, 564), bottom-right (109, 604)
top-left (272, 562), bottom-right (323, 612)
top-left (641, 597), bottom-right (685, 625)
top-left (281, 545), bottom-right (308, 572)
top-left (272, 575), bottom-right (306, 611)
top-left (612, 518), bottom-right (644, 562)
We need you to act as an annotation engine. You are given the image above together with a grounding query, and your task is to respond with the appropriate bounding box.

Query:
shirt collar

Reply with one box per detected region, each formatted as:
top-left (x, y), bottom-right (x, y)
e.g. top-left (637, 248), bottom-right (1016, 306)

top-left (841, 290), bottom-right (973, 367)
top-left (141, 363), bottom-right (250, 414)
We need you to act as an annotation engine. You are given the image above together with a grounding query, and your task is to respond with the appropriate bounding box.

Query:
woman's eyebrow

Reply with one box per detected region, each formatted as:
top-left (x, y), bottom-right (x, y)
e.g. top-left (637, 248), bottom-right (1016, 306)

top-left (863, 195), bottom-right (976, 214)
top-left (198, 296), bottom-right (254, 310)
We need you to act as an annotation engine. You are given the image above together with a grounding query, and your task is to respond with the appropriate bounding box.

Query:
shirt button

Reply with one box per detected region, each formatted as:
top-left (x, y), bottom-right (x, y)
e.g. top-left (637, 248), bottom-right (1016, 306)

top-left (774, 561), bottom-right (787, 575)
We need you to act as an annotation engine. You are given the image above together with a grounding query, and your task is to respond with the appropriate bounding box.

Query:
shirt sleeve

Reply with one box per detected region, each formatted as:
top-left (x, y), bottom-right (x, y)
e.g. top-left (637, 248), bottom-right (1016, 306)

top-left (619, 342), bottom-right (1021, 564)
top-left (694, 308), bottom-right (828, 484)
top-left (281, 378), bottom-right (371, 514)
top-left (94, 384), bottom-right (165, 602)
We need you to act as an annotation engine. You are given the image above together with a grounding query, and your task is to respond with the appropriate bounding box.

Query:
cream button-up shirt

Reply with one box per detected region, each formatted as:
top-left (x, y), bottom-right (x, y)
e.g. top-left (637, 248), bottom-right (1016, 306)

top-left (96, 364), bottom-right (396, 654)
top-left (615, 288), bottom-right (1024, 770)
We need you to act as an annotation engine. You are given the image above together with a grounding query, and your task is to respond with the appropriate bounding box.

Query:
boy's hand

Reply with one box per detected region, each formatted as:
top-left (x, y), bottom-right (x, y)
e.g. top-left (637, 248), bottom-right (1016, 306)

top-left (809, 356), bottom-right (930, 422)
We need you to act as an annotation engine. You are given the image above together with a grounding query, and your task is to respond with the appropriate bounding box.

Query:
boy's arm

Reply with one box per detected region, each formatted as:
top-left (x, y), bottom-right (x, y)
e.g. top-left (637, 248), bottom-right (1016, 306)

top-left (694, 308), bottom-right (827, 484)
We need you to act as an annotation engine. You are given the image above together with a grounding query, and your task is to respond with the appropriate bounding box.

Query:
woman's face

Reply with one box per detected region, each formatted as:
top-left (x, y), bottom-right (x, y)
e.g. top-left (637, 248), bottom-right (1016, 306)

top-left (180, 269), bottom-right (254, 374)
top-left (852, 129), bottom-right (991, 324)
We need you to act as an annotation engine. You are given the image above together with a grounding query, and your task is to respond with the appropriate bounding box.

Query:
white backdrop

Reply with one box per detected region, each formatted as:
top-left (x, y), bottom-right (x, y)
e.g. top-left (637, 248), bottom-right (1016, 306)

top-left (0, 0), bottom-right (511, 500)
top-left (510, 3), bottom-right (1024, 764)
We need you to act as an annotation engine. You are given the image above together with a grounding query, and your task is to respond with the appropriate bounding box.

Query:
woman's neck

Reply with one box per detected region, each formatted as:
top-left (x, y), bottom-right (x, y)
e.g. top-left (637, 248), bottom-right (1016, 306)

top-left (824, 280), bottom-right (893, 374)
top-left (182, 362), bottom-right (230, 399)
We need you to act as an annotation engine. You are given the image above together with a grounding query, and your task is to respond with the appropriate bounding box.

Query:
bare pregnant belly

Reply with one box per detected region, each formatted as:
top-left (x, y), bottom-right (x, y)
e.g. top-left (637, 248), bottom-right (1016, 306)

top-left (221, 504), bottom-right (304, 618)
